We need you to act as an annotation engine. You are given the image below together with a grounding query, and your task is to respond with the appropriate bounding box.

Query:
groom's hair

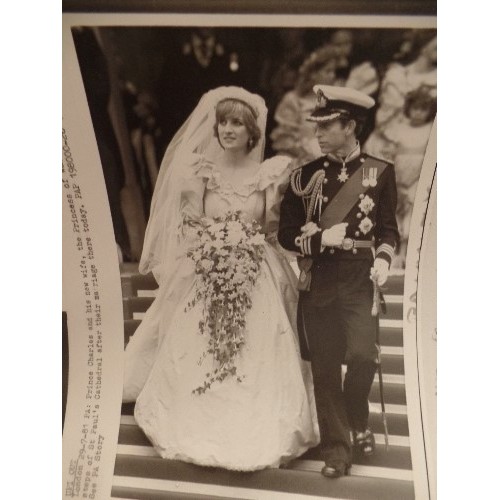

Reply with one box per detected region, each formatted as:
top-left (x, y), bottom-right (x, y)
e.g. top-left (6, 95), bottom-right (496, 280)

top-left (214, 98), bottom-right (262, 152)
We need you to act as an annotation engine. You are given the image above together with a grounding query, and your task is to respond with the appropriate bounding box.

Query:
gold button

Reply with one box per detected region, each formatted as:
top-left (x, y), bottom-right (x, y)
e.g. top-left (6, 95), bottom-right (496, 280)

top-left (352, 248), bottom-right (358, 255)
top-left (357, 213), bottom-right (362, 219)
top-left (329, 248), bottom-right (335, 255)
top-left (360, 157), bottom-right (365, 163)
top-left (355, 231), bottom-right (360, 237)
top-left (323, 178), bottom-right (328, 184)
top-left (323, 196), bottom-right (329, 203)
top-left (323, 161), bottom-right (329, 167)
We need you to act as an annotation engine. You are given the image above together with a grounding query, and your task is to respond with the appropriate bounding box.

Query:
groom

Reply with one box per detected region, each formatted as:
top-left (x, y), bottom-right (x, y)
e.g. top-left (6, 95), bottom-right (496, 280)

top-left (278, 85), bottom-right (399, 478)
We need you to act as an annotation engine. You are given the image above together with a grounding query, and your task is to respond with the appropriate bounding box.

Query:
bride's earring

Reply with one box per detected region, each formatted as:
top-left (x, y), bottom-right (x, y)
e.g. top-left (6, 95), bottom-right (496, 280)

top-left (248, 138), bottom-right (254, 150)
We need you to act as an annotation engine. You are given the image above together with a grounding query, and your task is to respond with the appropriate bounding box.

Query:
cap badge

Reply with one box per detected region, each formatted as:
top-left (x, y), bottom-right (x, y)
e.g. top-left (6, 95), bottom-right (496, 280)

top-left (316, 89), bottom-right (328, 109)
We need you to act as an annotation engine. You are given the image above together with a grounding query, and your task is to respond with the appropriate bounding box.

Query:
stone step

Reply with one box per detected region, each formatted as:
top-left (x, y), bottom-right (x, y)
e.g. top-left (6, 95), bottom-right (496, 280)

top-left (118, 410), bottom-right (409, 449)
top-left (121, 381), bottom-right (406, 420)
top-left (369, 381), bottom-right (407, 406)
top-left (124, 319), bottom-right (404, 349)
top-left (123, 296), bottom-right (404, 322)
top-left (121, 273), bottom-right (404, 297)
top-left (299, 442), bottom-right (411, 470)
top-left (123, 297), bottom-right (154, 320)
top-left (112, 485), bottom-right (233, 500)
top-left (369, 412), bottom-right (409, 437)
top-left (121, 273), bottom-right (158, 296)
top-left (379, 353), bottom-right (404, 375)
top-left (113, 454), bottom-right (415, 500)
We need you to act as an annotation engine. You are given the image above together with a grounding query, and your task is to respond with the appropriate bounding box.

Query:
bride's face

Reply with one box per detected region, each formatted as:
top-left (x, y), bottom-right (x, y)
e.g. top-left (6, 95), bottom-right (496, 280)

top-left (217, 112), bottom-right (250, 153)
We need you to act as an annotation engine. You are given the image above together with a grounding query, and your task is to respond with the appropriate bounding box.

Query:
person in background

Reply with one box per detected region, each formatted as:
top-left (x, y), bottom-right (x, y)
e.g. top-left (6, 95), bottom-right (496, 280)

top-left (270, 45), bottom-right (337, 166)
top-left (260, 29), bottom-right (308, 106)
top-left (363, 33), bottom-right (437, 162)
top-left (129, 91), bottom-right (163, 217)
top-left (384, 85), bottom-right (437, 268)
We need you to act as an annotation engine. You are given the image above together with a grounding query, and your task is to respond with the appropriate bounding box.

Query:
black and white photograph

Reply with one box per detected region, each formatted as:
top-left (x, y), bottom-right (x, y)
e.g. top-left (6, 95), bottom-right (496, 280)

top-left (62, 6), bottom-right (437, 500)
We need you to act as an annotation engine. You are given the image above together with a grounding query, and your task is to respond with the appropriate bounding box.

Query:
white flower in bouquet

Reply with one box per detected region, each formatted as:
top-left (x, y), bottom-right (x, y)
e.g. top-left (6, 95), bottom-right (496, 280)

top-left (200, 259), bottom-right (212, 272)
top-left (233, 271), bottom-right (246, 284)
top-left (211, 238), bottom-right (225, 250)
top-left (247, 233), bottom-right (266, 246)
top-left (207, 221), bottom-right (225, 234)
top-left (216, 261), bottom-right (227, 272)
top-left (226, 227), bottom-right (246, 246)
top-left (226, 220), bottom-right (244, 232)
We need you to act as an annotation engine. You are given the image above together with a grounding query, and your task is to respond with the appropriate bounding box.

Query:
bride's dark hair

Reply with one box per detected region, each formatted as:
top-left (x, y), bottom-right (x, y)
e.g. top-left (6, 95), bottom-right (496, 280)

top-left (214, 98), bottom-right (262, 152)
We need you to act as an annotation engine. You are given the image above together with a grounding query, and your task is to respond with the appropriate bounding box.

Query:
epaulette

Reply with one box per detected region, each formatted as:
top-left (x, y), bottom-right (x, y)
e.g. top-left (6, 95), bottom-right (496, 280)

top-left (363, 152), bottom-right (393, 168)
top-left (290, 158), bottom-right (303, 171)
top-left (291, 156), bottom-right (327, 188)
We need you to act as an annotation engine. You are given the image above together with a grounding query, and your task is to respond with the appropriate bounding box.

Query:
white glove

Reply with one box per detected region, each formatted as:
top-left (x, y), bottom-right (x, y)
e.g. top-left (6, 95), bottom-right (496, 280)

top-left (370, 258), bottom-right (389, 286)
top-left (300, 221), bottom-right (321, 239)
top-left (321, 223), bottom-right (348, 247)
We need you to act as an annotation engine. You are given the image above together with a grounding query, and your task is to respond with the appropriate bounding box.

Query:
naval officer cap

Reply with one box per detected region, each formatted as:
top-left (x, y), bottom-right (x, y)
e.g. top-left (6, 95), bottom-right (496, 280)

top-left (307, 85), bottom-right (375, 122)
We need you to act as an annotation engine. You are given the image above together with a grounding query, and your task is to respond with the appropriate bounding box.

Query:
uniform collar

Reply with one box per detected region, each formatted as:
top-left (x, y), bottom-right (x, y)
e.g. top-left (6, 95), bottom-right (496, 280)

top-left (327, 141), bottom-right (361, 164)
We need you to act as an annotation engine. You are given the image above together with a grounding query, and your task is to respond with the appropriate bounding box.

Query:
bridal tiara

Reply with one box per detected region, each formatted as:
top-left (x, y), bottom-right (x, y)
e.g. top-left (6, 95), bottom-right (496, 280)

top-left (208, 86), bottom-right (266, 118)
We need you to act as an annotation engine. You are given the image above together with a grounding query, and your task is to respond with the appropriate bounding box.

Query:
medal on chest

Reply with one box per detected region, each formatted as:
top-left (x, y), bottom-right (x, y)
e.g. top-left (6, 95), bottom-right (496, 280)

top-left (362, 166), bottom-right (378, 187)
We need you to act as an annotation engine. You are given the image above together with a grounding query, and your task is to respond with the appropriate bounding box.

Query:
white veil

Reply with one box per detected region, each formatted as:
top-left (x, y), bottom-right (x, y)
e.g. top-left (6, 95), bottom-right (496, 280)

top-left (139, 86), bottom-right (268, 285)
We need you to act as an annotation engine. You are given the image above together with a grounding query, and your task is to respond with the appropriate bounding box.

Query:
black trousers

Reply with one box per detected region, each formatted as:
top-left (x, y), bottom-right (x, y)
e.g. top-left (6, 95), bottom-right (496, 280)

top-left (299, 259), bottom-right (378, 464)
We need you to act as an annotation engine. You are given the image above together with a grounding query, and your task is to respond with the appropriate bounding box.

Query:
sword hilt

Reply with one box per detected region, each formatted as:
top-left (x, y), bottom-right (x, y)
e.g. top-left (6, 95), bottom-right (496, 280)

top-left (371, 276), bottom-right (387, 317)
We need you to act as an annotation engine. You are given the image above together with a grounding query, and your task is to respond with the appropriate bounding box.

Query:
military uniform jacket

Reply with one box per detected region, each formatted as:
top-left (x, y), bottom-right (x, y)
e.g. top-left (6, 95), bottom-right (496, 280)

top-left (278, 152), bottom-right (399, 265)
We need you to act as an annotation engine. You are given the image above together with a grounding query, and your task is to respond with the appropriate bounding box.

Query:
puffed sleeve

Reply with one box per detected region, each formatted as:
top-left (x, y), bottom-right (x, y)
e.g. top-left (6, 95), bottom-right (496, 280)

top-left (179, 154), bottom-right (214, 237)
top-left (257, 156), bottom-right (292, 241)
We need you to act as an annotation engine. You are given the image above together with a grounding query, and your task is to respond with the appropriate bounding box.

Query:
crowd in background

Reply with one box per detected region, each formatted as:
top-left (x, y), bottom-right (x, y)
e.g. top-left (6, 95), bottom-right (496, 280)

top-left (73, 27), bottom-right (436, 268)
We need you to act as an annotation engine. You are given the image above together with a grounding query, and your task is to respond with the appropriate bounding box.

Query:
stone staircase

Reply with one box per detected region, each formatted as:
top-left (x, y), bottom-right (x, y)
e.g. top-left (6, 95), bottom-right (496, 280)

top-left (113, 264), bottom-right (414, 499)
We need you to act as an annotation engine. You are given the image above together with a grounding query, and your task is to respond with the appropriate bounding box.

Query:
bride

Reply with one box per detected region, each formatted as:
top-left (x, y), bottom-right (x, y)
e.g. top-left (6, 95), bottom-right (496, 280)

top-left (123, 86), bottom-right (319, 471)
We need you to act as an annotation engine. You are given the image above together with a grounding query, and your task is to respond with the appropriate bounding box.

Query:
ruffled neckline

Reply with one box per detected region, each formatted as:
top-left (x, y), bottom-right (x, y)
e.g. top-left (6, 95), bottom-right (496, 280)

top-left (193, 155), bottom-right (291, 197)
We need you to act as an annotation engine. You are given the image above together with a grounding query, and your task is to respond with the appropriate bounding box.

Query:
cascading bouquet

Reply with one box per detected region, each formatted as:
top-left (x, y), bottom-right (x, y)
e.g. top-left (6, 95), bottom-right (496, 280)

top-left (186, 210), bottom-right (266, 394)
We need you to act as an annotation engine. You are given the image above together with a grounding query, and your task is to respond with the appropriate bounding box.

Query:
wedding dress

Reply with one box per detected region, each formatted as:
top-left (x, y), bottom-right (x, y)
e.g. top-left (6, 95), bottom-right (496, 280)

top-left (123, 153), bottom-right (319, 471)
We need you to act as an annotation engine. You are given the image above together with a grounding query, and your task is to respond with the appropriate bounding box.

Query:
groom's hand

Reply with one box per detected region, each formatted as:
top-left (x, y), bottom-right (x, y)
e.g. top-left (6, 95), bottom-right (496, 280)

top-left (321, 223), bottom-right (348, 247)
top-left (370, 258), bottom-right (389, 286)
top-left (300, 222), bottom-right (321, 239)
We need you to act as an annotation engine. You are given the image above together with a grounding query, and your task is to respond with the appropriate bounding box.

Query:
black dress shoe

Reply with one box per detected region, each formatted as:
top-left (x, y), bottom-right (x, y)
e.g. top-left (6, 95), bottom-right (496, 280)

top-left (321, 461), bottom-right (351, 478)
top-left (353, 428), bottom-right (375, 457)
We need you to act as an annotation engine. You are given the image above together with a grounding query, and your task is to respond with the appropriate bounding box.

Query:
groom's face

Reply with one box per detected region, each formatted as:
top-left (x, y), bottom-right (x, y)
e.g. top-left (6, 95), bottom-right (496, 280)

top-left (314, 120), bottom-right (349, 155)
